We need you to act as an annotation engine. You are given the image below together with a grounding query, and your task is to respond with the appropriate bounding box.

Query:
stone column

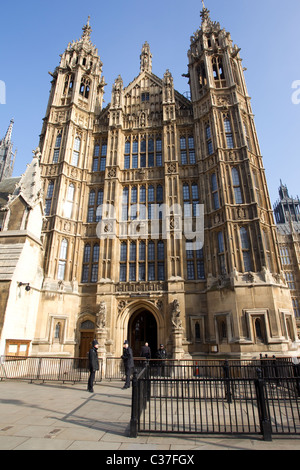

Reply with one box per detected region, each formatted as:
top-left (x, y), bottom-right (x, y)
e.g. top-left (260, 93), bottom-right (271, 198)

top-left (172, 327), bottom-right (185, 360)
top-left (96, 301), bottom-right (108, 376)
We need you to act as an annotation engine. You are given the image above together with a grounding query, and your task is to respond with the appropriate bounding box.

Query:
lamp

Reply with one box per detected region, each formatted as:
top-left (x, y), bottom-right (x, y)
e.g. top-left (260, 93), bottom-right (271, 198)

top-left (18, 282), bottom-right (31, 291)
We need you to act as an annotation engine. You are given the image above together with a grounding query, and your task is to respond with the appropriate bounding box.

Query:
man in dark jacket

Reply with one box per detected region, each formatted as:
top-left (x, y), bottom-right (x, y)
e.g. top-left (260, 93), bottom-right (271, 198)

top-left (140, 342), bottom-right (151, 360)
top-left (88, 339), bottom-right (99, 393)
top-left (121, 340), bottom-right (134, 389)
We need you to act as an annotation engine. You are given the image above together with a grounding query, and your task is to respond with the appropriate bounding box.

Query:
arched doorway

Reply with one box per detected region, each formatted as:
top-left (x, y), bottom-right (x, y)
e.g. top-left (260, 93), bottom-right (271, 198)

top-left (128, 309), bottom-right (157, 357)
top-left (79, 320), bottom-right (95, 358)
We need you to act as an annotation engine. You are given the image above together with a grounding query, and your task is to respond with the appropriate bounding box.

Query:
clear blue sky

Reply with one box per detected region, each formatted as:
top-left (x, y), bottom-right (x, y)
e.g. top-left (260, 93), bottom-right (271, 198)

top-left (0, 0), bottom-right (299, 206)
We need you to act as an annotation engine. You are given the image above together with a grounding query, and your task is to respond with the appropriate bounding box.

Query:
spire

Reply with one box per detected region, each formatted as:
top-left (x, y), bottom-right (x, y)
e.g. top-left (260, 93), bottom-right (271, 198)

top-left (140, 42), bottom-right (152, 73)
top-left (3, 118), bottom-right (14, 144)
top-left (81, 16), bottom-right (92, 42)
top-left (200, 1), bottom-right (211, 25)
top-left (0, 118), bottom-right (16, 182)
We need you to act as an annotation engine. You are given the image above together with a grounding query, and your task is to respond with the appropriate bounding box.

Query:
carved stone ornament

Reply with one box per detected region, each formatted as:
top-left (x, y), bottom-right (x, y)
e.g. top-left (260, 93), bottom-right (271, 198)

top-left (118, 300), bottom-right (127, 313)
top-left (167, 163), bottom-right (176, 174)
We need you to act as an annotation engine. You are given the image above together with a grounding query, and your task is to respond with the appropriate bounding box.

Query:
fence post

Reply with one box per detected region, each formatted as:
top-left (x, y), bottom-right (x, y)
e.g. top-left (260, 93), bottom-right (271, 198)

top-left (292, 361), bottom-right (300, 397)
top-left (255, 368), bottom-right (272, 441)
top-left (37, 357), bottom-right (42, 381)
top-left (223, 360), bottom-right (232, 403)
top-left (130, 369), bottom-right (138, 438)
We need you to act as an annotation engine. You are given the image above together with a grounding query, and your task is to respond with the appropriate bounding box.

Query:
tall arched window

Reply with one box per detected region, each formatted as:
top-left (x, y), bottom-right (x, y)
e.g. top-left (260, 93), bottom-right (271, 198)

top-left (72, 136), bottom-right (81, 166)
top-left (217, 231), bottom-right (226, 274)
top-left (240, 227), bottom-right (252, 272)
top-left (54, 322), bottom-right (61, 340)
top-left (87, 190), bottom-right (96, 223)
top-left (91, 244), bottom-right (99, 283)
top-left (195, 322), bottom-right (201, 341)
top-left (64, 183), bottom-right (75, 219)
top-left (224, 116), bottom-right (234, 148)
top-left (157, 241), bottom-right (165, 280)
top-left (58, 239), bottom-right (68, 281)
top-left (93, 144), bottom-right (100, 171)
top-left (140, 186), bottom-right (146, 204)
top-left (232, 168), bottom-right (243, 204)
top-left (148, 241), bottom-right (155, 281)
top-left (53, 132), bottom-right (62, 163)
top-left (129, 242), bottom-right (137, 281)
top-left (96, 189), bottom-right (104, 222)
top-left (79, 76), bottom-right (91, 99)
top-left (255, 318), bottom-right (264, 343)
top-left (139, 241), bottom-right (146, 281)
top-left (45, 181), bottom-right (54, 216)
top-left (211, 173), bottom-right (220, 210)
top-left (63, 74), bottom-right (74, 95)
top-left (122, 187), bottom-right (129, 221)
top-left (206, 124), bottom-right (213, 155)
top-left (82, 244), bottom-right (91, 283)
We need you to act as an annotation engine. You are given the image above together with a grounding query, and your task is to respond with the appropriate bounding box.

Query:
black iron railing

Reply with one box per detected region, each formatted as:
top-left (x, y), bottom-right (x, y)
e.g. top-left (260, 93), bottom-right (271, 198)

top-left (130, 359), bottom-right (300, 441)
top-left (0, 356), bottom-right (103, 384)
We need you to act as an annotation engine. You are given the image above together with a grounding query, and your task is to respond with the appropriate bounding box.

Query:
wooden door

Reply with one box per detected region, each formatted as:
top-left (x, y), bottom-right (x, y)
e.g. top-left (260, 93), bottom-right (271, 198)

top-left (79, 332), bottom-right (94, 358)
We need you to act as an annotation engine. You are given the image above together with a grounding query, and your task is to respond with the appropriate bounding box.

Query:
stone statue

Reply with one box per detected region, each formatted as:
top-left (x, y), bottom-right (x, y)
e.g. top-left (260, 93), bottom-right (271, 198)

top-left (96, 301), bottom-right (107, 329)
top-left (171, 299), bottom-right (182, 329)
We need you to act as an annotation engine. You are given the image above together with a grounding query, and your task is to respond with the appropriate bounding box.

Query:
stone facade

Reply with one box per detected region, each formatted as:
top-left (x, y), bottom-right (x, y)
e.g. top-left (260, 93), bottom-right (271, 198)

top-left (0, 8), bottom-right (299, 360)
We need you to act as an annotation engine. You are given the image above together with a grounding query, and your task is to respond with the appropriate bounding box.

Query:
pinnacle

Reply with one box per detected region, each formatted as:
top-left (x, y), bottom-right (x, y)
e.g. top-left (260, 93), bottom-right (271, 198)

top-left (81, 15), bottom-right (92, 42)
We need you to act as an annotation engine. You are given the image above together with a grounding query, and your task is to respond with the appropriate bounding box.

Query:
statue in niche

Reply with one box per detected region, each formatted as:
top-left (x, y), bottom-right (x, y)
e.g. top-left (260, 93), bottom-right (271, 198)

top-left (112, 75), bottom-right (123, 107)
top-left (96, 301), bottom-right (107, 329)
top-left (171, 299), bottom-right (182, 329)
top-left (163, 69), bottom-right (174, 102)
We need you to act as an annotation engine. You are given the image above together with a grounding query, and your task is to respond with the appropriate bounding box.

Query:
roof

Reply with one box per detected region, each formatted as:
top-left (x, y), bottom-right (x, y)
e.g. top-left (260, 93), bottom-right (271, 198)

top-left (0, 177), bottom-right (21, 208)
top-left (276, 222), bottom-right (300, 235)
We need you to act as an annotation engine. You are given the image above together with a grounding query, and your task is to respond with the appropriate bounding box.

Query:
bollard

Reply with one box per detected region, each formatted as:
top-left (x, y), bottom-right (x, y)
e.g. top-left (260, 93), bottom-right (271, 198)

top-left (130, 369), bottom-right (138, 438)
top-left (255, 368), bottom-right (272, 441)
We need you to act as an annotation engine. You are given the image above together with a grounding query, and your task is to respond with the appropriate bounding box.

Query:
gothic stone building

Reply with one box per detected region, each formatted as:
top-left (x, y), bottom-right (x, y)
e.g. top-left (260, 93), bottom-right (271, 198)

top-left (274, 181), bottom-right (300, 334)
top-left (1, 6), bottom-right (299, 360)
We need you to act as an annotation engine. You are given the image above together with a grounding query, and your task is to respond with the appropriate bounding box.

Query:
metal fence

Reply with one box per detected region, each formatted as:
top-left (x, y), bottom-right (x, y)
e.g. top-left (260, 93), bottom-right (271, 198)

top-left (0, 356), bottom-right (103, 384)
top-left (130, 359), bottom-right (300, 441)
top-left (105, 357), bottom-right (148, 380)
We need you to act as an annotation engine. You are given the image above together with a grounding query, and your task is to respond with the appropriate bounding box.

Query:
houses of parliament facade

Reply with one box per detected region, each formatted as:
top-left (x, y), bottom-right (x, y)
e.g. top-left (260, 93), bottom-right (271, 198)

top-left (0, 5), bottom-right (299, 361)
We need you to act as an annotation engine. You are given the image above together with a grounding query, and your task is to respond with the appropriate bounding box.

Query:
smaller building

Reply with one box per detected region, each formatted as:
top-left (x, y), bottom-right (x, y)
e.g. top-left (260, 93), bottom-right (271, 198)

top-left (274, 181), bottom-right (300, 332)
top-left (0, 148), bottom-right (44, 356)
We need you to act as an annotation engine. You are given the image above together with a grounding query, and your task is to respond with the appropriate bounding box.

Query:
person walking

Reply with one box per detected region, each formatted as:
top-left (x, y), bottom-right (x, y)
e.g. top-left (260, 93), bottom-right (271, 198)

top-left (88, 339), bottom-right (99, 393)
top-left (157, 343), bottom-right (167, 376)
top-left (140, 342), bottom-right (151, 360)
top-left (121, 340), bottom-right (134, 389)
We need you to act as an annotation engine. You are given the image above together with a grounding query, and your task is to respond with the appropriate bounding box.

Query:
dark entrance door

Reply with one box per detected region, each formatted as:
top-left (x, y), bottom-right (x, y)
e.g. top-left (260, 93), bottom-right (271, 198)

top-left (79, 331), bottom-right (94, 359)
top-left (128, 310), bottom-right (157, 358)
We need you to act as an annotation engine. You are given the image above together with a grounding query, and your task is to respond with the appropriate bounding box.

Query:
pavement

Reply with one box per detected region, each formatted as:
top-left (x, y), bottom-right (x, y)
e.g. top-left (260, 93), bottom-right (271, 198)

top-left (0, 379), bottom-right (300, 451)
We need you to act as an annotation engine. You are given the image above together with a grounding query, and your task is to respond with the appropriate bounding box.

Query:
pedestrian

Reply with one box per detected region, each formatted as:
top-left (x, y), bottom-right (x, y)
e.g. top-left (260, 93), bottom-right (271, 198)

top-left (140, 342), bottom-right (151, 360)
top-left (121, 340), bottom-right (134, 389)
top-left (88, 339), bottom-right (99, 393)
top-left (157, 343), bottom-right (167, 376)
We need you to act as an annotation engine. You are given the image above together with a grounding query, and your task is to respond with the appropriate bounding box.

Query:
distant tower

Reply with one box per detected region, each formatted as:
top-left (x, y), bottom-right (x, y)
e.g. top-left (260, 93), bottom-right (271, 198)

top-left (273, 181), bottom-right (300, 225)
top-left (0, 119), bottom-right (17, 182)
